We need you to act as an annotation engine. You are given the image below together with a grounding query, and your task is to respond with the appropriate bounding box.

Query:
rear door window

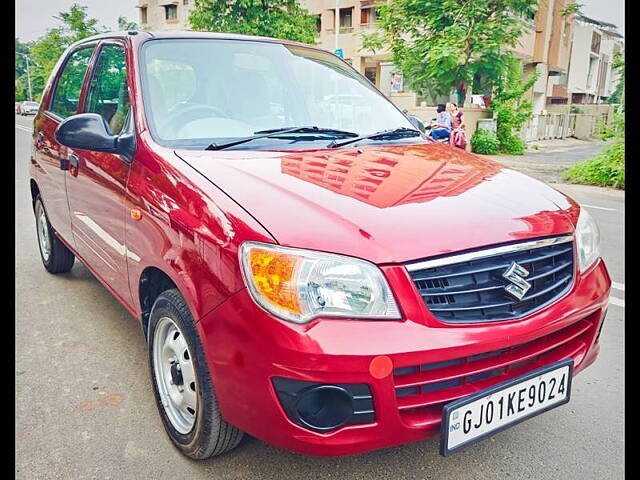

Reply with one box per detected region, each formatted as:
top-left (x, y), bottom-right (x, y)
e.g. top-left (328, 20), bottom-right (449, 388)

top-left (50, 47), bottom-right (95, 119)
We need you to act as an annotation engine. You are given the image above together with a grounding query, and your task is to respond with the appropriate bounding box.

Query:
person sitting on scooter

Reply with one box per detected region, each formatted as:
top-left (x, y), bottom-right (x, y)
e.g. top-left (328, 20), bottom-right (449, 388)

top-left (430, 104), bottom-right (452, 141)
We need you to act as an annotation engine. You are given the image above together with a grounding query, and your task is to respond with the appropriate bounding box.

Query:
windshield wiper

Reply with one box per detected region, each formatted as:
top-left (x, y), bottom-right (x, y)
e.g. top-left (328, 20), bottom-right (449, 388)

top-left (327, 127), bottom-right (422, 148)
top-left (254, 126), bottom-right (357, 136)
top-left (206, 126), bottom-right (358, 151)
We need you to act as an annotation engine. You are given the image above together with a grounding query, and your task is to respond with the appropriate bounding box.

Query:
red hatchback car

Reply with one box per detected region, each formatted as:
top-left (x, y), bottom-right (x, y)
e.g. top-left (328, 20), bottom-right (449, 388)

top-left (29, 31), bottom-right (610, 459)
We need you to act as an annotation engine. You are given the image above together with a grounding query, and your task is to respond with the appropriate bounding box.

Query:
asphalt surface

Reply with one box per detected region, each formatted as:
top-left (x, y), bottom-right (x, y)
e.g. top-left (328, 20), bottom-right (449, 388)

top-left (15, 114), bottom-right (624, 479)
top-left (488, 139), bottom-right (615, 184)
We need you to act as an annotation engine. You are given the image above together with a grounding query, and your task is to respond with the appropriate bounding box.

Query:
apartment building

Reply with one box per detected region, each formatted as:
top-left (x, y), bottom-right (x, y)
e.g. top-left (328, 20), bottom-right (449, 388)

top-left (134, 1), bottom-right (621, 110)
top-left (304, 0), bottom-right (392, 92)
top-left (551, 15), bottom-right (624, 104)
top-left (136, 0), bottom-right (194, 30)
top-left (304, 0), bottom-right (575, 113)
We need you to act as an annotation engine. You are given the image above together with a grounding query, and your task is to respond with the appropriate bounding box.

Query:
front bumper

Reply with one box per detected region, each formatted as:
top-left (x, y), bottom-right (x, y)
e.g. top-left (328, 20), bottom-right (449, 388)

top-left (196, 258), bottom-right (610, 456)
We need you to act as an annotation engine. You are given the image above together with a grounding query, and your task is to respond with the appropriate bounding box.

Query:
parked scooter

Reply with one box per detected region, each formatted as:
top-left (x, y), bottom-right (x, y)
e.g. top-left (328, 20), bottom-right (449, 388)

top-left (425, 118), bottom-right (450, 144)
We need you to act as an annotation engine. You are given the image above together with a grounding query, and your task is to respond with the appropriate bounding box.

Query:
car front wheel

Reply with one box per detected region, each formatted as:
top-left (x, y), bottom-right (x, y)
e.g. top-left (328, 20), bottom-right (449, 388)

top-left (148, 289), bottom-right (243, 459)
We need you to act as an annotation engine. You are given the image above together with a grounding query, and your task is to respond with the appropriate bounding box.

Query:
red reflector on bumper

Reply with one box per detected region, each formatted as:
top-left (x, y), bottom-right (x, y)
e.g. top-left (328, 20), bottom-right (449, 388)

top-left (370, 355), bottom-right (393, 379)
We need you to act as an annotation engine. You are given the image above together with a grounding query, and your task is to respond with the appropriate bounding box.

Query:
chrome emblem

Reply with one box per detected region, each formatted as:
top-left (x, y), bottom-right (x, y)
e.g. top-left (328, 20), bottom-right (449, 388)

top-left (502, 262), bottom-right (531, 300)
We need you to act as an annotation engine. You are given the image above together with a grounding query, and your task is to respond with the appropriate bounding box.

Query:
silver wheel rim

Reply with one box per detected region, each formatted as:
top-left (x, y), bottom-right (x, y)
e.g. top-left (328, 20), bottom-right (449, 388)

top-left (36, 202), bottom-right (51, 262)
top-left (153, 316), bottom-right (198, 434)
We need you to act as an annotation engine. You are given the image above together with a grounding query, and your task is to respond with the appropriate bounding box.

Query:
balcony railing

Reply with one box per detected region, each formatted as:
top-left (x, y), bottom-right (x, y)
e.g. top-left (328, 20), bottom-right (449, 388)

top-left (325, 27), bottom-right (355, 34)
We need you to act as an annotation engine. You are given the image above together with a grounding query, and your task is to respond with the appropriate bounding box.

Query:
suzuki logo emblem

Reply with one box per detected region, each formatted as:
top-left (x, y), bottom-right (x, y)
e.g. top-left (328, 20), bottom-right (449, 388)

top-left (502, 262), bottom-right (531, 300)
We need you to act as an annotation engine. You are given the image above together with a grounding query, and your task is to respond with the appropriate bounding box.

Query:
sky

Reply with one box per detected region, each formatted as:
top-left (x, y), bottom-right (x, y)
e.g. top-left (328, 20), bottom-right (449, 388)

top-left (579, 0), bottom-right (625, 35)
top-left (16, 0), bottom-right (139, 42)
top-left (15, 0), bottom-right (625, 43)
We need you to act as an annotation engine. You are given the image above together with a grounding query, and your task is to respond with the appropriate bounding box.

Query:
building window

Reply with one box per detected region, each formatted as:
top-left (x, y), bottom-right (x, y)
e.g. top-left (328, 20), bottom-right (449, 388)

top-left (364, 66), bottom-right (377, 85)
top-left (140, 6), bottom-right (148, 25)
top-left (361, 7), bottom-right (370, 24)
top-left (339, 8), bottom-right (353, 32)
top-left (360, 7), bottom-right (379, 25)
top-left (563, 21), bottom-right (571, 45)
top-left (591, 31), bottom-right (601, 54)
top-left (183, 0), bottom-right (189, 4)
top-left (316, 15), bottom-right (321, 33)
top-left (165, 4), bottom-right (178, 21)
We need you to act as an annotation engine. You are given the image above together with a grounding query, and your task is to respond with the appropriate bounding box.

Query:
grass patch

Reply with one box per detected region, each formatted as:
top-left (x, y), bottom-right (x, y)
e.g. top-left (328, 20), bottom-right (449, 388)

top-left (562, 141), bottom-right (624, 189)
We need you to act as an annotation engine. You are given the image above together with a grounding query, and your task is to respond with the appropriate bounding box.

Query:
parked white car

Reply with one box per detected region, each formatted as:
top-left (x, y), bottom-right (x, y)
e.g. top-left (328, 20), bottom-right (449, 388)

top-left (19, 101), bottom-right (40, 116)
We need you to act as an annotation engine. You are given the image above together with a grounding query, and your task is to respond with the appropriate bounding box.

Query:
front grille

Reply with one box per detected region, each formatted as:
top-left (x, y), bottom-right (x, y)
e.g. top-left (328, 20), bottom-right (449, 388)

top-left (393, 316), bottom-right (595, 429)
top-left (408, 236), bottom-right (575, 323)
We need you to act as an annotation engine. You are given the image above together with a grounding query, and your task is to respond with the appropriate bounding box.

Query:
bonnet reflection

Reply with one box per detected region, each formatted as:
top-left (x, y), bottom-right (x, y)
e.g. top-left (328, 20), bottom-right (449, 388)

top-left (281, 144), bottom-right (501, 208)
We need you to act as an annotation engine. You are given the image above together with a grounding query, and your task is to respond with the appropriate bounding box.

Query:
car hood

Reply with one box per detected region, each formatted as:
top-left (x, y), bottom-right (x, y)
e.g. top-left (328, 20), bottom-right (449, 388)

top-left (175, 143), bottom-right (579, 264)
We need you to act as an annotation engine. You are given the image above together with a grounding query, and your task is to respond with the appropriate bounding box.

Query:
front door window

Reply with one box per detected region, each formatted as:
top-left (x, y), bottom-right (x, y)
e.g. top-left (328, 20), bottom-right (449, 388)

top-left (84, 44), bottom-right (130, 134)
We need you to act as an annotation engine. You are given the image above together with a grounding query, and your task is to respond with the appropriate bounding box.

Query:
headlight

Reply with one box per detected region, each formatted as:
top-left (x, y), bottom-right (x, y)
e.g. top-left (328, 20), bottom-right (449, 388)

top-left (239, 242), bottom-right (401, 323)
top-left (575, 208), bottom-right (601, 273)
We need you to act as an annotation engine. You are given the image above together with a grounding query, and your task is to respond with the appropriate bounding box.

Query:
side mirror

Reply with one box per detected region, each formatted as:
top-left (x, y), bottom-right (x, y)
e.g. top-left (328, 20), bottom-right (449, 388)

top-left (55, 113), bottom-right (135, 161)
top-left (406, 114), bottom-right (426, 133)
top-left (55, 113), bottom-right (118, 152)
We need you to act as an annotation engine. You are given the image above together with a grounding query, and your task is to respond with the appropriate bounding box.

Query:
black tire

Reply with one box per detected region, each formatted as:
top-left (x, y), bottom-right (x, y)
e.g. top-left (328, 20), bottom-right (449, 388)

top-left (148, 289), bottom-right (243, 459)
top-left (34, 195), bottom-right (75, 274)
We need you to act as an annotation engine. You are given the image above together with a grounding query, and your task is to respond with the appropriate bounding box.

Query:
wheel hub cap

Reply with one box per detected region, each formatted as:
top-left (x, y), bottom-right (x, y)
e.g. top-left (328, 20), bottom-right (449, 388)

top-left (36, 203), bottom-right (51, 262)
top-left (170, 362), bottom-right (184, 386)
top-left (152, 317), bottom-right (197, 434)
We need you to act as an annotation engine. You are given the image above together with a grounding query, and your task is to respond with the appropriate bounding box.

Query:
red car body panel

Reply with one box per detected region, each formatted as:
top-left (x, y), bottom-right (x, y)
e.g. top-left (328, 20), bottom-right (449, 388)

top-left (197, 260), bottom-right (608, 456)
top-left (28, 31), bottom-right (611, 457)
top-left (175, 144), bottom-right (580, 265)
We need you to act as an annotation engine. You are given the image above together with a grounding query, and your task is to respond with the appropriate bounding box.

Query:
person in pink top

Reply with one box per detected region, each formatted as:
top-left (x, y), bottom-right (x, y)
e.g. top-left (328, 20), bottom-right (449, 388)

top-left (448, 103), bottom-right (467, 150)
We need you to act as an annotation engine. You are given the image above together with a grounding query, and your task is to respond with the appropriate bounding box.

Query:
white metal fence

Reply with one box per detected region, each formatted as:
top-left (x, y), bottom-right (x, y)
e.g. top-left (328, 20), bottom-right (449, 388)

top-left (519, 113), bottom-right (576, 141)
top-left (518, 111), bottom-right (610, 142)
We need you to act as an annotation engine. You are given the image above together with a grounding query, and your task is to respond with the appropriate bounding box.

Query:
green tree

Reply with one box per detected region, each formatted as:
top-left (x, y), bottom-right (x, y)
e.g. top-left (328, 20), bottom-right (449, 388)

top-left (15, 38), bottom-right (33, 101)
top-left (189, 0), bottom-right (317, 44)
top-left (362, 0), bottom-right (538, 104)
top-left (28, 3), bottom-right (104, 100)
top-left (492, 56), bottom-right (537, 154)
top-left (15, 38), bottom-right (31, 78)
top-left (117, 16), bottom-right (139, 31)
top-left (606, 50), bottom-right (624, 105)
top-left (560, 2), bottom-right (583, 16)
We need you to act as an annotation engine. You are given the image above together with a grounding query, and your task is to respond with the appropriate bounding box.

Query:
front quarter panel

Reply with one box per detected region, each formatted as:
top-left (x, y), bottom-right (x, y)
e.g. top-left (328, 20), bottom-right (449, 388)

top-left (124, 133), bottom-right (275, 322)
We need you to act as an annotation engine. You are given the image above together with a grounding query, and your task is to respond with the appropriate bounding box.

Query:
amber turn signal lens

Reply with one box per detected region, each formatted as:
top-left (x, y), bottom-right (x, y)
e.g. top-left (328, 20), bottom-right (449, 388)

top-left (130, 208), bottom-right (142, 221)
top-left (248, 248), bottom-right (302, 315)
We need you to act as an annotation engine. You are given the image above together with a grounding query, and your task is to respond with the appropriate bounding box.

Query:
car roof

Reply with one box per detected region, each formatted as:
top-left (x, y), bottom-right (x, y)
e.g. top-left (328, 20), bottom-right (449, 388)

top-left (71, 30), bottom-right (317, 50)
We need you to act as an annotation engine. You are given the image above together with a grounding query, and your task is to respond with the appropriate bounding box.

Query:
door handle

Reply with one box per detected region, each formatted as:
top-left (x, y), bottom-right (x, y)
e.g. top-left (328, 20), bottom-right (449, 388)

top-left (69, 152), bottom-right (80, 168)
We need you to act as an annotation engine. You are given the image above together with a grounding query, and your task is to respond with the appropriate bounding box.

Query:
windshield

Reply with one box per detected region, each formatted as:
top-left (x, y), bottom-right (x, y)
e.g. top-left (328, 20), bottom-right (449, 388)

top-left (139, 39), bottom-right (416, 150)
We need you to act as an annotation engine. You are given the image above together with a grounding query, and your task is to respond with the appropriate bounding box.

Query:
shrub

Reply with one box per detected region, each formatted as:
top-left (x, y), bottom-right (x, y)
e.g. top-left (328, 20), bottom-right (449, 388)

top-left (497, 131), bottom-right (526, 155)
top-left (562, 140), bottom-right (624, 189)
top-left (471, 128), bottom-right (499, 155)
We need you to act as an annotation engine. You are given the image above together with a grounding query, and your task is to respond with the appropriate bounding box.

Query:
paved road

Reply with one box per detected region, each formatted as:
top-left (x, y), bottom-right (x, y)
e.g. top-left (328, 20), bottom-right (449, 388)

top-left (15, 115), bottom-right (624, 479)
top-left (488, 139), bottom-right (615, 184)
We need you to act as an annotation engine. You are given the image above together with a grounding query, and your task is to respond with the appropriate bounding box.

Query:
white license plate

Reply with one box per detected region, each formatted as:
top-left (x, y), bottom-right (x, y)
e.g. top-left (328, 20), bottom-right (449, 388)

top-left (440, 359), bottom-right (573, 456)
